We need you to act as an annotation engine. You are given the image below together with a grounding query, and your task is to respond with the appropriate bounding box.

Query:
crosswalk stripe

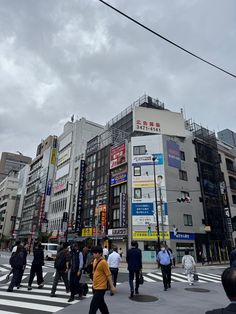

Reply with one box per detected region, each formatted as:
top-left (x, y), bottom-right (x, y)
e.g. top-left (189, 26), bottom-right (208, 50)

top-left (143, 275), bottom-right (156, 282)
top-left (0, 311), bottom-right (21, 314)
top-left (197, 273), bottom-right (220, 283)
top-left (207, 273), bottom-right (221, 278)
top-left (0, 291), bottom-right (78, 305)
top-left (169, 272), bottom-right (207, 283)
top-left (0, 299), bottom-right (63, 312)
top-left (146, 273), bottom-right (163, 280)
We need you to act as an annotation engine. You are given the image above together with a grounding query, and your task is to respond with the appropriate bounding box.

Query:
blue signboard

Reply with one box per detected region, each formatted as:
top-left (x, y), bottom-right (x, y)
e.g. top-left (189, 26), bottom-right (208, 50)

top-left (170, 232), bottom-right (195, 240)
top-left (132, 203), bottom-right (154, 216)
top-left (110, 172), bottom-right (127, 186)
top-left (167, 140), bottom-right (181, 169)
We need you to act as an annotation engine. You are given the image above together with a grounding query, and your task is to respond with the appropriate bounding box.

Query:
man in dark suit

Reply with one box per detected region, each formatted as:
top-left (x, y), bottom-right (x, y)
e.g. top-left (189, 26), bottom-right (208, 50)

top-left (126, 240), bottom-right (142, 298)
top-left (206, 267), bottom-right (236, 313)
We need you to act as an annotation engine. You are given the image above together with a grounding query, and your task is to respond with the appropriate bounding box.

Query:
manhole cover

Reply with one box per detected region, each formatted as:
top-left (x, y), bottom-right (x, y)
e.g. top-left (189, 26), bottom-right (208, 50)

top-left (185, 288), bottom-right (210, 293)
top-left (129, 295), bottom-right (159, 302)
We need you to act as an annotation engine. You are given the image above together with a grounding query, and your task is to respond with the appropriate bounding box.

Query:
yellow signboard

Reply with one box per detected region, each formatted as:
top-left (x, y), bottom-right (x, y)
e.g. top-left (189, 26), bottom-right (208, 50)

top-left (50, 148), bottom-right (57, 165)
top-left (132, 231), bottom-right (170, 240)
top-left (82, 228), bottom-right (93, 237)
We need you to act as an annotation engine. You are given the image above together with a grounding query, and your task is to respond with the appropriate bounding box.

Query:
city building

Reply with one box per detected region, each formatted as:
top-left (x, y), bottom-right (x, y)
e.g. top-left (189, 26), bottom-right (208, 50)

top-left (0, 152), bottom-right (32, 183)
top-left (48, 118), bottom-right (104, 241)
top-left (0, 171), bottom-right (19, 248)
top-left (19, 135), bottom-right (58, 248)
top-left (218, 129), bottom-right (236, 147)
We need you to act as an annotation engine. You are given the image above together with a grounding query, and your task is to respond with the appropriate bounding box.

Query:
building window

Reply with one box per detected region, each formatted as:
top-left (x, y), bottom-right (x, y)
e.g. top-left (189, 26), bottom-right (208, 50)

top-left (134, 188), bottom-right (142, 199)
top-left (180, 151), bottom-right (185, 161)
top-left (232, 195), bottom-right (236, 204)
top-left (134, 166), bottom-right (141, 176)
top-left (184, 214), bottom-right (193, 226)
top-left (179, 170), bottom-right (188, 181)
top-left (133, 145), bottom-right (146, 156)
top-left (112, 208), bottom-right (120, 227)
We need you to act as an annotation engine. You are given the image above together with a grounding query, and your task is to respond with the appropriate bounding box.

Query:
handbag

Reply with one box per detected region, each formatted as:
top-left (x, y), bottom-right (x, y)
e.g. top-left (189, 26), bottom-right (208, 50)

top-left (193, 273), bottom-right (199, 281)
top-left (139, 270), bottom-right (144, 285)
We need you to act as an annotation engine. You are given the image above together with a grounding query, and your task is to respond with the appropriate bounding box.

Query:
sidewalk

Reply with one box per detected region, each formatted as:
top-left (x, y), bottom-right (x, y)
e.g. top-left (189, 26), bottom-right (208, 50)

top-left (118, 260), bottom-right (229, 273)
top-left (58, 281), bottom-right (228, 314)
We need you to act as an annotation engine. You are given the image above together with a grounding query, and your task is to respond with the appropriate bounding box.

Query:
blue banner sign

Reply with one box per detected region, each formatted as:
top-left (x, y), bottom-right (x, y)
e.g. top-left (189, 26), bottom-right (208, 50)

top-left (132, 203), bottom-right (154, 216)
top-left (110, 172), bottom-right (127, 186)
top-left (170, 232), bottom-right (195, 240)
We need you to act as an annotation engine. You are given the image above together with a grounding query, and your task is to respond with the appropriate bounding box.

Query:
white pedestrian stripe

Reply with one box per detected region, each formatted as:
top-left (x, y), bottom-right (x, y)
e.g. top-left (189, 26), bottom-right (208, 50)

top-left (145, 271), bottom-right (222, 283)
top-left (0, 298), bottom-right (63, 312)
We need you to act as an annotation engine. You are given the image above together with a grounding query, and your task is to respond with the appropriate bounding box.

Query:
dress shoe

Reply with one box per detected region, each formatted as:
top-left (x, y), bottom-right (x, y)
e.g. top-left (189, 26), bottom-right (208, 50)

top-left (50, 293), bottom-right (56, 297)
top-left (135, 290), bottom-right (139, 295)
top-left (7, 288), bottom-right (13, 292)
top-left (68, 297), bottom-right (74, 302)
top-left (168, 283), bottom-right (171, 288)
top-left (28, 286), bottom-right (32, 291)
top-left (38, 282), bottom-right (44, 289)
top-left (130, 291), bottom-right (134, 298)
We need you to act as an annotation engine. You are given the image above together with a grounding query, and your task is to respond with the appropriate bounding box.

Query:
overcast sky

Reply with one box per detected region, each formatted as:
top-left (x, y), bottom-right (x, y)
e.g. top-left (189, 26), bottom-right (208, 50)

top-left (0, 0), bottom-right (235, 158)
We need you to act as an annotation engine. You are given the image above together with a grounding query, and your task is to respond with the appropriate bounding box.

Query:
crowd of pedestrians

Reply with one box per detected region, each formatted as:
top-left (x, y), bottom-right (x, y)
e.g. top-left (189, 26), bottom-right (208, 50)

top-left (6, 240), bottom-right (236, 314)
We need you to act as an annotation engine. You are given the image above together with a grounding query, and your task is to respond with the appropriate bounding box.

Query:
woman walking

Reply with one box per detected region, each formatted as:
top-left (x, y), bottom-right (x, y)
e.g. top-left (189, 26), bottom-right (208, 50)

top-left (182, 250), bottom-right (196, 286)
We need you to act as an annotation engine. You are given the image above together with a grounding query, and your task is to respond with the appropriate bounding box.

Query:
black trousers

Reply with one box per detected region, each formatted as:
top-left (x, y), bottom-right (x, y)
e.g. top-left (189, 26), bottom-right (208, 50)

top-left (28, 264), bottom-right (43, 286)
top-left (89, 289), bottom-right (109, 314)
top-left (69, 271), bottom-right (82, 297)
top-left (109, 267), bottom-right (118, 287)
top-left (128, 270), bottom-right (139, 293)
top-left (8, 268), bottom-right (22, 290)
top-left (51, 270), bottom-right (70, 294)
top-left (160, 264), bottom-right (172, 289)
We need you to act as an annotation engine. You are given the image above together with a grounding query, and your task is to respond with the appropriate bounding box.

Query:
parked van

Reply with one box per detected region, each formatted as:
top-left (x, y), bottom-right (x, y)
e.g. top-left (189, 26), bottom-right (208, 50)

top-left (41, 243), bottom-right (59, 260)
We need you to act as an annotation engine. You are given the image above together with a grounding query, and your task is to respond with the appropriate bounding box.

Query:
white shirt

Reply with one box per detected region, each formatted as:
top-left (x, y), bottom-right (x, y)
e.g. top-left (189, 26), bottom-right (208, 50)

top-left (108, 251), bottom-right (121, 268)
top-left (12, 246), bottom-right (17, 253)
top-left (103, 248), bottom-right (108, 257)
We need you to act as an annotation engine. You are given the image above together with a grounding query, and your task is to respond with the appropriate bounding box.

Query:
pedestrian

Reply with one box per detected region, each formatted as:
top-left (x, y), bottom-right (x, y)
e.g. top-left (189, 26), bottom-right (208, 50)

top-left (118, 247), bottom-right (123, 258)
top-left (205, 267), bottom-right (236, 313)
top-left (50, 242), bottom-right (71, 297)
top-left (156, 244), bottom-right (173, 291)
top-left (88, 246), bottom-right (116, 314)
top-left (27, 241), bottom-right (44, 290)
top-left (16, 242), bottom-right (28, 289)
top-left (68, 242), bottom-right (83, 302)
top-left (103, 245), bottom-right (109, 261)
top-left (126, 240), bottom-right (142, 298)
top-left (107, 247), bottom-right (121, 295)
top-left (230, 247), bottom-right (236, 267)
top-left (85, 247), bottom-right (94, 278)
top-left (6, 240), bottom-right (22, 282)
top-left (199, 251), bottom-right (205, 265)
top-left (82, 245), bottom-right (89, 273)
top-left (7, 245), bottom-right (24, 292)
top-left (182, 250), bottom-right (196, 286)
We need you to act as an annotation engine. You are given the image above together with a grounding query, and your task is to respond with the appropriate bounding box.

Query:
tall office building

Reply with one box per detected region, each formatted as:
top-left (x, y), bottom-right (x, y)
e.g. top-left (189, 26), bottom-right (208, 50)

top-left (0, 152), bottom-right (32, 183)
top-left (218, 129), bottom-right (236, 147)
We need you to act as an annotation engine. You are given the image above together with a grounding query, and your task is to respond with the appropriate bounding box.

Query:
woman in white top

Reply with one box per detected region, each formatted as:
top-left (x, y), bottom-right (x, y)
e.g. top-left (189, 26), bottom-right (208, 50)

top-left (182, 250), bottom-right (196, 285)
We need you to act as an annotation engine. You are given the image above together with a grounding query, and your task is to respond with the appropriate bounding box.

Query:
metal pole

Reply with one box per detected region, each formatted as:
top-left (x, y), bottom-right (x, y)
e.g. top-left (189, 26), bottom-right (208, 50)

top-left (152, 157), bottom-right (160, 251)
top-left (159, 186), bottom-right (165, 244)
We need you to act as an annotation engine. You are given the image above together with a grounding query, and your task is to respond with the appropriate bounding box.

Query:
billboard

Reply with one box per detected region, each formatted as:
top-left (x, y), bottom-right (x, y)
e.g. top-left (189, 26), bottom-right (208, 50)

top-left (132, 154), bottom-right (163, 166)
top-left (133, 107), bottom-right (186, 137)
top-left (110, 172), bottom-right (127, 186)
top-left (167, 140), bottom-right (181, 169)
top-left (110, 143), bottom-right (126, 169)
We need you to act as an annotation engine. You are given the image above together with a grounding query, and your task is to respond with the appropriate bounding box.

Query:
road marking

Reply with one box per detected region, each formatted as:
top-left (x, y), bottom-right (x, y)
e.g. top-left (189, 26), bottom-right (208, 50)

top-left (0, 299), bottom-right (63, 312)
top-left (197, 273), bottom-right (220, 283)
top-left (143, 275), bottom-right (156, 282)
top-left (0, 291), bottom-right (78, 304)
top-left (170, 272), bottom-right (207, 283)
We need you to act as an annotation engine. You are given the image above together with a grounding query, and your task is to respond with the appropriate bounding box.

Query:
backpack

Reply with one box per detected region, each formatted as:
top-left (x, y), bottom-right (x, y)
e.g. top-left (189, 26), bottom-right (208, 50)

top-left (54, 251), bottom-right (66, 271)
top-left (9, 252), bottom-right (24, 268)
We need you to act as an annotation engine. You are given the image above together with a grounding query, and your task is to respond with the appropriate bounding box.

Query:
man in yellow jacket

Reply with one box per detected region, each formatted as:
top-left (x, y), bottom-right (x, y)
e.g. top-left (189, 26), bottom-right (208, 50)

top-left (89, 246), bottom-right (116, 314)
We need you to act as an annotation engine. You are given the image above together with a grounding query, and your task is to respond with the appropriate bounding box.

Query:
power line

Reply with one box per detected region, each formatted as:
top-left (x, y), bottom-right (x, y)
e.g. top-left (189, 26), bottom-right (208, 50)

top-left (98, 0), bottom-right (236, 79)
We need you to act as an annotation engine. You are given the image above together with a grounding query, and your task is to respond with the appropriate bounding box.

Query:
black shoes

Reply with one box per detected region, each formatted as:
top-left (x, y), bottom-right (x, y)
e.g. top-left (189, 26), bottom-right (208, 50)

top-left (130, 291), bottom-right (134, 298)
top-left (68, 296), bottom-right (74, 302)
top-left (50, 293), bottom-right (56, 297)
top-left (168, 283), bottom-right (171, 288)
top-left (28, 286), bottom-right (32, 291)
top-left (7, 288), bottom-right (13, 292)
top-left (164, 287), bottom-right (168, 291)
top-left (135, 290), bottom-right (139, 295)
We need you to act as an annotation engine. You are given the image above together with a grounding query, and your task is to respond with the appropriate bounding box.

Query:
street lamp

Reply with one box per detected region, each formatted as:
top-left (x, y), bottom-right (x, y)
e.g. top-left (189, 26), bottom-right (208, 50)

top-left (152, 156), bottom-right (161, 251)
top-left (157, 175), bottom-right (165, 244)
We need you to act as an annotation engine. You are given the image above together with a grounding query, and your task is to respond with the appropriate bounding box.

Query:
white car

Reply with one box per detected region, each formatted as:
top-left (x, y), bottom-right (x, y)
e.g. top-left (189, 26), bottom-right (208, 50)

top-left (41, 243), bottom-right (59, 260)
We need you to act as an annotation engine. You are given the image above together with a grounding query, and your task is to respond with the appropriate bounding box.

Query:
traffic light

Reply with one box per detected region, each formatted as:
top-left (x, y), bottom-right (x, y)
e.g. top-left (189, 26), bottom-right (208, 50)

top-left (177, 196), bottom-right (191, 203)
top-left (147, 224), bottom-right (152, 236)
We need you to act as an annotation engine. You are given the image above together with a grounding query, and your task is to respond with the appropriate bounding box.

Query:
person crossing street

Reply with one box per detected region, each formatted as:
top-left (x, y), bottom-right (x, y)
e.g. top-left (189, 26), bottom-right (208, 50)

top-left (156, 244), bottom-right (173, 291)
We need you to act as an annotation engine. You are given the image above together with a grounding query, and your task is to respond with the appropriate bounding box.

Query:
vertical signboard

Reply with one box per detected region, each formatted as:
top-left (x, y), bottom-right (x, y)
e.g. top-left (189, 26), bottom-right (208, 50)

top-left (167, 140), bottom-right (181, 169)
top-left (120, 193), bottom-right (127, 227)
top-left (75, 160), bottom-right (85, 234)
